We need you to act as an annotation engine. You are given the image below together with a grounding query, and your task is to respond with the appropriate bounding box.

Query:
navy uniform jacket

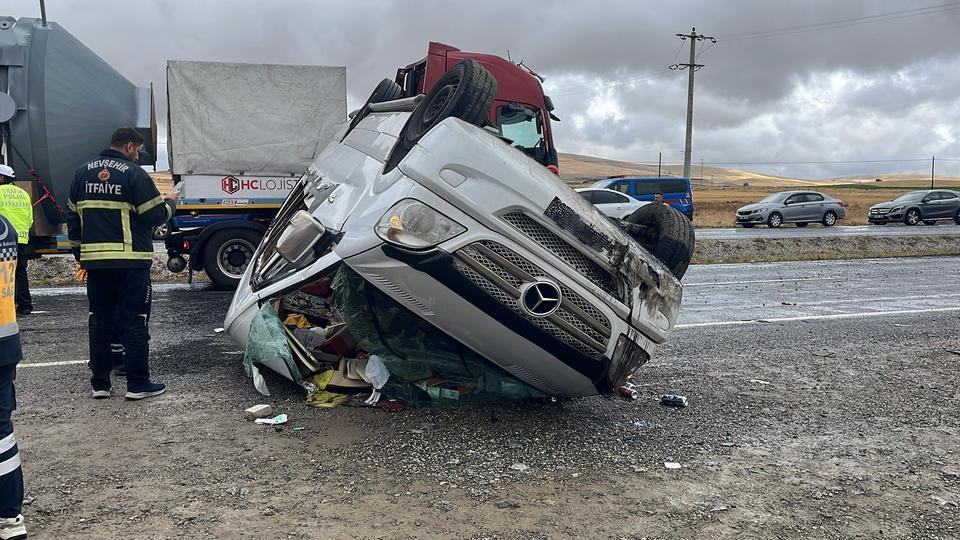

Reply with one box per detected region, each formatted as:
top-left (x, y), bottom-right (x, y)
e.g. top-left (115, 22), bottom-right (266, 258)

top-left (66, 149), bottom-right (175, 269)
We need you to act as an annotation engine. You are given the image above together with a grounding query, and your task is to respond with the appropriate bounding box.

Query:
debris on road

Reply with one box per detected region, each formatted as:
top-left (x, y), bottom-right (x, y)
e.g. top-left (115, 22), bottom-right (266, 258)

top-left (664, 462), bottom-right (682, 470)
top-left (213, 327), bottom-right (225, 333)
top-left (660, 394), bottom-right (689, 407)
top-left (254, 414), bottom-right (288, 426)
top-left (709, 505), bottom-right (730, 513)
top-left (749, 379), bottom-right (771, 385)
top-left (509, 463), bottom-right (530, 472)
top-left (618, 383), bottom-right (639, 400)
top-left (243, 404), bottom-right (273, 421)
top-left (305, 371), bottom-right (348, 409)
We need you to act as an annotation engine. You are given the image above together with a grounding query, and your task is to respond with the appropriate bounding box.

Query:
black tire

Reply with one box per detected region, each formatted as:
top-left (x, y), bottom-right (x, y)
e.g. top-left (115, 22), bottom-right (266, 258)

top-left (923, 219), bottom-right (937, 226)
top-left (822, 211), bottom-right (837, 227)
top-left (624, 204), bottom-right (695, 279)
top-left (202, 229), bottom-right (262, 290)
top-left (954, 209), bottom-right (960, 225)
top-left (369, 78), bottom-right (402, 104)
top-left (340, 78), bottom-right (403, 142)
top-left (767, 212), bottom-right (783, 228)
top-left (795, 222), bottom-right (808, 228)
top-left (904, 208), bottom-right (921, 226)
top-left (741, 223), bottom-right (754, 228)
top-left (403, 59), bottom-right (497, 146)
top-left (385, 60), bottom-right (497, 172)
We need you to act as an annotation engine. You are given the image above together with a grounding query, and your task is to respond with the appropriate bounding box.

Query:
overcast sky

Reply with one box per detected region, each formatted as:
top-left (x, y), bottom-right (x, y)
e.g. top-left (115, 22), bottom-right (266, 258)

top-left (8, 0), bottom-right (960, 178)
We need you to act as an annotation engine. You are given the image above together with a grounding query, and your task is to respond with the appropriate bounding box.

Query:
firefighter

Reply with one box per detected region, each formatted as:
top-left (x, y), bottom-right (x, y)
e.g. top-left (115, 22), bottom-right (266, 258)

top-left (0, 214), bottom-right (27, 540)
top-left (0, 165), bottom-right (33, 316)
top-left (66, 128), bottom-right (178, 400)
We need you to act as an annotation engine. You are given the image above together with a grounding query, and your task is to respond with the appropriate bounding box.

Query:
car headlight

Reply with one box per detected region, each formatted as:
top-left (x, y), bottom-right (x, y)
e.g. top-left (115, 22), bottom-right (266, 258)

top-left (375, 199), bottom-right (466, 249)
top-left (890, 206), bottom-right (903, 213)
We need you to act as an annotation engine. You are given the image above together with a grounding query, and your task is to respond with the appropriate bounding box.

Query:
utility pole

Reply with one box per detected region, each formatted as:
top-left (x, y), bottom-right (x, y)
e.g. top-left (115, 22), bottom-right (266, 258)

top-left (658, 152), bottom-right (662, 177)
top-left (931, 155), bottom-right (935, 189)
top-left (700, 158), bottom-right (704, 181)
top-left (672, 27), bottom-right (715, 179)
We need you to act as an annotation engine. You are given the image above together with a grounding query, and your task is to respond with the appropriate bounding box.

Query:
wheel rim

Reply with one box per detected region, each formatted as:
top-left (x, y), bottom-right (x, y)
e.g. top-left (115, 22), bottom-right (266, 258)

top-left (907, 210), bottom-right (919, 225)
top-left (217, 239), bottom-right (255, 278)
top-left (770, 214), bottom-right (781, 227)
top-left (825, 213), bottom-right (836, 225)
top-left (421, 82), bottom-right (458, 127)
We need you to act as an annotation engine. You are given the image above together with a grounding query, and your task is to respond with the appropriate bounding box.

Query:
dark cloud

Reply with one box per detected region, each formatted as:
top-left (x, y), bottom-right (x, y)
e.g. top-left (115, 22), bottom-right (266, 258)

top-left (6, 0), bottom-right (960, 177)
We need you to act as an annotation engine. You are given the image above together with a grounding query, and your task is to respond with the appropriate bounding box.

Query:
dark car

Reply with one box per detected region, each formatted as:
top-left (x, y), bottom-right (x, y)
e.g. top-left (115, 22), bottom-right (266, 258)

top-left (868, 190), bottom-right (960, 226)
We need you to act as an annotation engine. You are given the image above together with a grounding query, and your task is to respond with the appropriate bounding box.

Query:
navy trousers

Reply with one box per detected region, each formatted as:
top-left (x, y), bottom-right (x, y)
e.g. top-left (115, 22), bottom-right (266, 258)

top-left (0, 364), bottom-right (23, 518)
top-left (87, 268), bottom-right (152, 391)
top-left (14, 246), bottom-right (30, 311)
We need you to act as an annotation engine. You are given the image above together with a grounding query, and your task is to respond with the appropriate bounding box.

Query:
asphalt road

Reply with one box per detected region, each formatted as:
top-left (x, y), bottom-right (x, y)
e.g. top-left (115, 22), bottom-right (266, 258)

top-left (679, 255), bottom-right (960, 325)
top-left (12, 256), bottom-right (960, 538)
top-left (696, 223), bottom-right (960, 240)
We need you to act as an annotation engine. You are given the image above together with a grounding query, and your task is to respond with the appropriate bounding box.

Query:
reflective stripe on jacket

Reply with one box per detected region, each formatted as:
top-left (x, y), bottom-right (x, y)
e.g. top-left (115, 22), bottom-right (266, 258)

top-left (0, 184), bottom-right (33, 245)
top-left (66, 149), bottom-right (175, 269)
top-left (0, 216), bottom-right (21, 366)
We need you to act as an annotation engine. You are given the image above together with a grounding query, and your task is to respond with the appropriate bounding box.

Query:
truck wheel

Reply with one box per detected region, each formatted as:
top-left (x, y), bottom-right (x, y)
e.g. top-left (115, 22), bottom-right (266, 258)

top-left (369, 78), bottom-right (402, 103)
top-left (385, 60), bottom-right (497, 172)
top-left (202, 229), bottom-right (262, 290)
top-left (624, 204), bottom-right (695, 279)
top-left (341, 79), bottom-right (404, 142)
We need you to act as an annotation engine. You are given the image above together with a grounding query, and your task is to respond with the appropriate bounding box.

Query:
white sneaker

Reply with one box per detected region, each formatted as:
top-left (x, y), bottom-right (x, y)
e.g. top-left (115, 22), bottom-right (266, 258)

top-left (92, 389), bottom-right (111, 399)
top-left (0, 514), bottom-right (27, 540)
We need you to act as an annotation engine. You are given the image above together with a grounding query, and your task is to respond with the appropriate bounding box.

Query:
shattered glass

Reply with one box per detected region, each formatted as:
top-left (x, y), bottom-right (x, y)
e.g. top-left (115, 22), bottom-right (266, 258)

top-left (330, 266), bottom-right (546, 406)
top-left (243, 302), bottom-right (304, 386)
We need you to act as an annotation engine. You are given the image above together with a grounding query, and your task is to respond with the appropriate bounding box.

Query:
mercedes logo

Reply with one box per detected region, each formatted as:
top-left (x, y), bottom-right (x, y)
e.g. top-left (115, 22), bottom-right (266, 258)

top-left (519, 280), bottom-right (562, 318)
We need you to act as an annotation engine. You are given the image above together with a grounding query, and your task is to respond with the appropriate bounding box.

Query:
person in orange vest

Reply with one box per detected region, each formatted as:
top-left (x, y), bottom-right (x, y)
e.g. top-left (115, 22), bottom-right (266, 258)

top-left (0, 166), bottom-right (33, 316)
top-left (0, 214), bottom-right (28, 540)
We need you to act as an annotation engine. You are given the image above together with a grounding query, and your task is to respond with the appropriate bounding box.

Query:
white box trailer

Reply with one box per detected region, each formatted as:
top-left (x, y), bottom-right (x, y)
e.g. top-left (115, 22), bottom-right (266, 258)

top-left (164, 60), bottom-right (346, 289)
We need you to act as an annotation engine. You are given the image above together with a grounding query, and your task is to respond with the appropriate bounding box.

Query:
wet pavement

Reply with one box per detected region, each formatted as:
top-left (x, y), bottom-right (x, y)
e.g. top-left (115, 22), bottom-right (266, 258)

top-left (10, 256), bottom-right (960, 538)
top-left (679, 255), bottom-right (960, 326)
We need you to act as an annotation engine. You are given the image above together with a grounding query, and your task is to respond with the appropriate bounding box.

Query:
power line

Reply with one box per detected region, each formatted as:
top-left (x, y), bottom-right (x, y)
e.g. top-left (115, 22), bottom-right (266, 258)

top-left (721, 1), bottom-right (960, 42)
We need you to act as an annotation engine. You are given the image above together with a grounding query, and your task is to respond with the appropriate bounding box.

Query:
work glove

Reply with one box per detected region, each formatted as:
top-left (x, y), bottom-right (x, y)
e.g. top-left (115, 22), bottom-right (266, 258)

top-left (75, 262), bottom-right (87, 282)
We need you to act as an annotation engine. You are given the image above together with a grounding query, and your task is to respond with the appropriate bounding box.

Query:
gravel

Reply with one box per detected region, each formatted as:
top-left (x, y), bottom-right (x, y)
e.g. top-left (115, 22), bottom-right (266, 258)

top-left (11, 283), bottom-right (960, 538)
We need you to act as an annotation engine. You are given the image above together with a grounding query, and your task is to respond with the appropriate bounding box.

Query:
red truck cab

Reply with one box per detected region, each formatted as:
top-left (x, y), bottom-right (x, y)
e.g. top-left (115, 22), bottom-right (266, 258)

top-left (396, 42), bottom-right (559, 169)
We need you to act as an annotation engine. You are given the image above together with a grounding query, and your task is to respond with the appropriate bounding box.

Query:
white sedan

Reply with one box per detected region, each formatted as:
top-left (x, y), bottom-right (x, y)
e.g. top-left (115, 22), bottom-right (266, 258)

top-left (576, 188), bottom-right (649, 220)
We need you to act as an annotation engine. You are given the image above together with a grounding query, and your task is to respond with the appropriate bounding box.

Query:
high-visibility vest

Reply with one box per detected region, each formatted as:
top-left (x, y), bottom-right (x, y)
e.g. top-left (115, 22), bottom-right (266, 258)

top-left (0, 184), bottom-right (33, 244)
top-left (0, 215), bottom-right (21, 366)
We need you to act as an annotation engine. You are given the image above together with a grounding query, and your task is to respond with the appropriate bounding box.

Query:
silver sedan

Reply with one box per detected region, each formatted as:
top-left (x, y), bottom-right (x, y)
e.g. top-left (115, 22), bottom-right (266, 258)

top-left (735, 191), bottom-right (846, 228)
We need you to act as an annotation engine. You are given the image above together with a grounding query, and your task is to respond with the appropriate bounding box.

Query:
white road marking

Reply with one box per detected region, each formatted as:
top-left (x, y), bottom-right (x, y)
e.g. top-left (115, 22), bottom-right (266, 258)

top-left (769, 292), bottom-right (960, 307)
top-left (676, 306), bottom-right (960, 329)
top-left (17, 360), bottom-right (86, 368)
top-left (684, 277), bottom-right (840, 287)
